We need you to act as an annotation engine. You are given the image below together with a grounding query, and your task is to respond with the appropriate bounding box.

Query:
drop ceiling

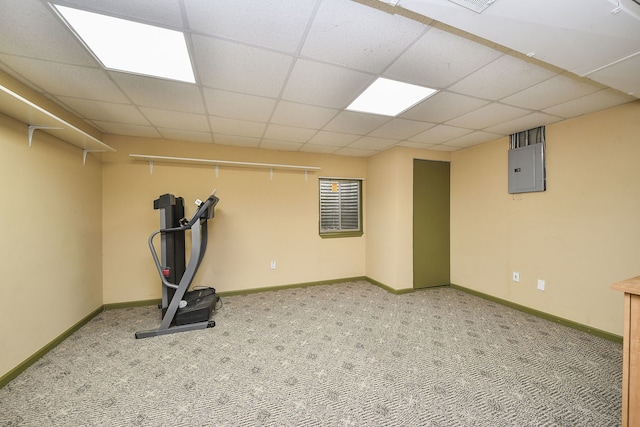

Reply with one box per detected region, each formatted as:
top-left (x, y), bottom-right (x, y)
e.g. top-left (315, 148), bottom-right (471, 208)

top-left (0, 0), bottom-right (637, 157)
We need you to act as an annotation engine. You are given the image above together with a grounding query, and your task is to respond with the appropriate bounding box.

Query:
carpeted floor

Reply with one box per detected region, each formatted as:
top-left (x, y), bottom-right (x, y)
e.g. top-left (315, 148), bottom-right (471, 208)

top-left (0, 281), bottom-right (622, 426)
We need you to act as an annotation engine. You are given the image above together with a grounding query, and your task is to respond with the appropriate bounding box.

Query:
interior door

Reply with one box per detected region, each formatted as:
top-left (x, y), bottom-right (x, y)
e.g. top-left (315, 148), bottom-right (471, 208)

top-left (413, 159), bottom-right (450, 289)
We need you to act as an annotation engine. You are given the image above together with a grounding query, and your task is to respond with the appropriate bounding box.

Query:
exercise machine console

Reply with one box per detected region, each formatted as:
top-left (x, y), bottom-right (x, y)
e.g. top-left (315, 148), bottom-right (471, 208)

top-left (135, 189), bottom-right (220, 339)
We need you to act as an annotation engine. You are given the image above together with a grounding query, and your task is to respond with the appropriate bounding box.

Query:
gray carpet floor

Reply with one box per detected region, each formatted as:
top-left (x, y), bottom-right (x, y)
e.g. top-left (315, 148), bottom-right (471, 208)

top-left (0, 281), bottom-right (622, 426)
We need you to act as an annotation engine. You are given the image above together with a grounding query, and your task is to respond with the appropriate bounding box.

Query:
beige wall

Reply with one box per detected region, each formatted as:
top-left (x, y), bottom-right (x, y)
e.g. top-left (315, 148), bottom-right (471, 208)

top-left (451, 101), bottom-right (640, 335)
top-left (0, 114), bottom-right (103, 378)
top-left (366, 147), bottom-right (450, 290)
top-left (101, 136), bottom-right (367, 303)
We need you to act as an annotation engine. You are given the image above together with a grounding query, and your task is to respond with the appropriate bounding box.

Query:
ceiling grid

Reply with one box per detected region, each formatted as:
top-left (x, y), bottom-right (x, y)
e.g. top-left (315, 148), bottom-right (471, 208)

top-left (0, 0), bottom-right (636, 156)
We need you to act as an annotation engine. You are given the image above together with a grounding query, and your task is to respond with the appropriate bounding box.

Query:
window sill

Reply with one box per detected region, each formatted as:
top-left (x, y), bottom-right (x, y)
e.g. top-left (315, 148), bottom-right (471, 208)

top-left (320, 231), bottom-right (364, 239)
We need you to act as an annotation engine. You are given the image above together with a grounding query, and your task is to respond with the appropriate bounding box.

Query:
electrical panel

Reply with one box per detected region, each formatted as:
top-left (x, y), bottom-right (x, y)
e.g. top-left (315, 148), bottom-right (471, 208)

top-left (508, 143), bottom-right (545, 194)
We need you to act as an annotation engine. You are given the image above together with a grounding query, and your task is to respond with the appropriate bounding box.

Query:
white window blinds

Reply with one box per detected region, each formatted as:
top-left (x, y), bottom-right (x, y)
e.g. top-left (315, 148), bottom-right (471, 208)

top-left (319, 178), bottom-right (362, 235)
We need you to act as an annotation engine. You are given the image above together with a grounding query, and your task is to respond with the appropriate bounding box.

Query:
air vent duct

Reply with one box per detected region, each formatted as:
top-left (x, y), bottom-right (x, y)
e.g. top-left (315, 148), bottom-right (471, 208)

top-left (447, 0), bottom-right (496, 13)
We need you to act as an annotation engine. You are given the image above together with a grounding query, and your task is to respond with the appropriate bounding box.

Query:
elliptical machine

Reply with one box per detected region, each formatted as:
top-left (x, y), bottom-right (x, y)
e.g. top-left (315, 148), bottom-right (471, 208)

top-left (135, 189), bottom-right (220, 339)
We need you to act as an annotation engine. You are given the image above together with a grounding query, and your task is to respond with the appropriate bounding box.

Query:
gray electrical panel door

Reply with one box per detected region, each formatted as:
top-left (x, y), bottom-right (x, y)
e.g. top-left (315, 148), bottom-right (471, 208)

top-left (508, 143), bottom-right (545, 193)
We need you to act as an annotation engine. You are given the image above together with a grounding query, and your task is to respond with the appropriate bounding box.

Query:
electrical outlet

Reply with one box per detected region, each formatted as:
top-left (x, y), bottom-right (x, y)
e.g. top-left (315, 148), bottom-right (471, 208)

top-left (270, 260), bottom-right (276, 270)
top-left (512, 272), bottom-right (520, 282)
top-left (537, 279), bottom-right (545, 291)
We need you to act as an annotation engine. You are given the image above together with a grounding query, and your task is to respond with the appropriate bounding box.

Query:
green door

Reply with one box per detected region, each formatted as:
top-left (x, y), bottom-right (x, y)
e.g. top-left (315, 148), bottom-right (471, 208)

top-left (413, 159), bottom-right (450, 289)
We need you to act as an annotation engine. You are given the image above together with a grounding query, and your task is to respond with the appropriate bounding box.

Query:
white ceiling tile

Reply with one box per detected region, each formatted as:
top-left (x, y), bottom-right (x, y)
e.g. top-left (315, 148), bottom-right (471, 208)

top-left (301, 0), bottom-right (424, 73)
top-left (442, 131), bottom-right (503, 148)
top-left (334, 147), bottom-right (377, 157)
top-left (57, 97), bottom-right (149, 125)
top-left (213, 134), bottom-right (260, 148)
top-left (281, 59), bottom-right (373, 109)
top-left (401, 91), bottom-right (489, 123)
top-left (307, 131), bottom-right (361, 146)
top-left (587, 54), bottom-right (640, 97)
top-left (427, 144), bottom-right (460, 152)
top-left (368, 118), bottom-right (435, 139)
top-left (446, 103), bottom-right (531, 129)
top-left (299, 144), bottom-right (340, 154)
top-left (65, 0), bottom-right (184, 27)
top-left (158, 128), bottom-right (213, 144)
top-left (542, 89), bottom-right (635, 118)
top-left (0, 55), bottom-right (127, 103)
top-left (0, 1), bottom-right (96, 66)
top-left (111, 72), bottom-right (205, 112)
top-left (530, 5), bottom-right (640, 77)
top-left (1, 0), bottom-right (637, 158)
top-left (323, 111), bottom-right (390, 134)
top-left (263, 124), bottom-right (316, 143)
top-left (90, 121), bottom-right (161, 138)
top-left (520, 7), bottom-right (640, 77)
top-left (271, 101), bottom-right (339, 129)
top-left (484, 112), bottom-right (564, 135)
top-left (185, 0), bottom-right (317, 53)
top-left (140, 107), bottom-right (209, 132)
top-left (385, 25), bottom-right (503, 88)
top-left (398, 141), bottom-right (439, 150)
top-left (448, 55), bottom-right (557, 100)
top-left (209, 116), bottom-right (266, 138)
top-left (501, 74), bottom-right (602, 110)
top-left (348, 136), bottom-right (399, 151)
top-left (260, 140), bottom-right (304, 151)
top-left (400, 0), bottom-right (640, 78)
top-left (192, 35), bottom-right (293, 98)
top-left (409, 124), bottom-right (472, 144)
top-left (203, 88), bottom-right (277, 122)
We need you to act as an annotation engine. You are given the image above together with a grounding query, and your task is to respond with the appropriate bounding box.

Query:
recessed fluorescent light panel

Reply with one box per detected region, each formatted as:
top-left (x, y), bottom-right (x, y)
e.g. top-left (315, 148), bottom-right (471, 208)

top-left (347, 78), bottom-right (437, 116)
top-left (51, 4), bottom-right (195, 83)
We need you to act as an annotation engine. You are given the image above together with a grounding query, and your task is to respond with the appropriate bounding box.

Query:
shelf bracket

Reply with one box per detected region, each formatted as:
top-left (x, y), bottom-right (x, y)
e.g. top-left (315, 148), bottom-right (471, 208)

top-left (28, 125), bottom-right (63, 148)
top-left (149, 160), bottom-right (154, 175)
top-left (82, 149), bottom-right (103, 165)
top-left (611, 0), bottom-right (622, 13)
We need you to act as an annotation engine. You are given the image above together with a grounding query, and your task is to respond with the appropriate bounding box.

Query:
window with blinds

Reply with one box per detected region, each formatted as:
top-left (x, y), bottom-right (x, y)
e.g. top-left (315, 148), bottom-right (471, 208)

top-left (319, 178), bottom-right (362, 237)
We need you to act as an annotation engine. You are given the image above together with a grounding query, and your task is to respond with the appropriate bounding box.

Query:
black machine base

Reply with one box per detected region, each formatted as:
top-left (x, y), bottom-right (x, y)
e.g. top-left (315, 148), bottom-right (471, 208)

top-left (136, 288), bottom-right (219, 339)
top-left (173, 287), bottom-right (219, 326)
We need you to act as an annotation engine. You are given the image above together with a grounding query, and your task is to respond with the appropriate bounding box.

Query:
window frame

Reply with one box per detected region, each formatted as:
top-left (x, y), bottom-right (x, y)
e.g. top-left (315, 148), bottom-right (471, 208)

top-left (318, 178), bottom-right (363, 238)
